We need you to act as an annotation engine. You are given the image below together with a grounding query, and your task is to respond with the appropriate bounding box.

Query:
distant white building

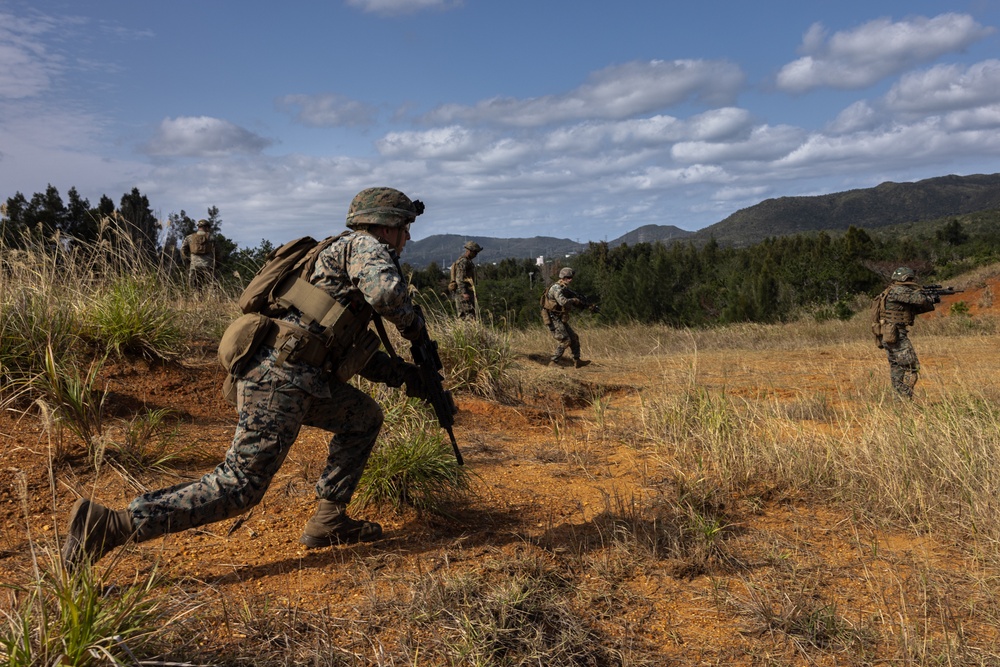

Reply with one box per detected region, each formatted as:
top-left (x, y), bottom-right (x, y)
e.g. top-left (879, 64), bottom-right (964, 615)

top-left (536, 255), bottom-right (545, 267)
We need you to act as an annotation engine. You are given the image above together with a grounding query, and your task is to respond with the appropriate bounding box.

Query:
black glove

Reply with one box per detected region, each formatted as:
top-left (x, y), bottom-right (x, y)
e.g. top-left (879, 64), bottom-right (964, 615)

top-left (400, 314), bottom-right (426, 341)
top-left (398, 362), bottom-right (428, 400)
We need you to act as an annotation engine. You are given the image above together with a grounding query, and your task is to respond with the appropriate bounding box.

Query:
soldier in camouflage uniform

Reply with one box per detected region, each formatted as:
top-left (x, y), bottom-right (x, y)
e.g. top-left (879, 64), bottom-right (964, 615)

top-left (451, 240), bottom-right (482, 319)
top-left (541, 267), bottom-right (593, 368)
top-left (62, 187), bottom-right (431, 568)
top-left (872, 266), bottom-right (938, 399)
top-left (181, 219), bottom-right (217, 290)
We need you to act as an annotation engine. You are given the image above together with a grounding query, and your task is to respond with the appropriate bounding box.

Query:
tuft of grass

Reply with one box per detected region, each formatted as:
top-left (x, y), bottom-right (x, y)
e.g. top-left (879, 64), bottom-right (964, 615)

top-left (353, 382), bottom-right (472, 515)
top-left (32, 346), bottom-right (108, 456)
top-left (432, 316), bottom-right (514, 401)
top-left (82, 276), bottom-right (186, 360)
top-left (105, 407), bottom-right (185, 475)
top-left (0, 551), bottom-right (172, 666)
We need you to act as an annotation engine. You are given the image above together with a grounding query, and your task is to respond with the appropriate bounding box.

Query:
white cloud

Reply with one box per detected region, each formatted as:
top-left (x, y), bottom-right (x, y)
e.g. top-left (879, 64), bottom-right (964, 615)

top-left (776, 13), bottom-right (993, 92)
top-left (376, 126), bottom-right (487, 159)
top-left (672, 124), bottom-right (806, 163)
top-left (0, 12), bottom-right (61, 99)
top-left (885, 60), bottom-right (1000, 113)
top-left (143, 116), bottom-right (273, 157)
top-left (276, 93), bottom-right (378, 127)
top-left (345, 0), bottom-right (461, 16)
top-left (711, 185), bottom-right (770, 201)
top-left (422, 59), bottom-right (745, 127)
top-left (941, 105), bottom-right (1000, 131)
top-left (827, 100), bottom-right (879, 134)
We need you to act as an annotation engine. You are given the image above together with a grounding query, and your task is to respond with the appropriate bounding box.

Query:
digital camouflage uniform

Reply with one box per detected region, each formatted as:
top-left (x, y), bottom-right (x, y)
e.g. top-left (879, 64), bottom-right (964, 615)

top-left (129, 230), bottom-right (417, 541)
top-left (875, 275), bottom-right (937, 399)
top-left (181, 226), bottom-right (217, 290)
top-left (451, 242), bottom-right (480, 319)
top-left (542, 279), bottom-right (588, 364)
top-left (63, 187), bottom-right (427, 567)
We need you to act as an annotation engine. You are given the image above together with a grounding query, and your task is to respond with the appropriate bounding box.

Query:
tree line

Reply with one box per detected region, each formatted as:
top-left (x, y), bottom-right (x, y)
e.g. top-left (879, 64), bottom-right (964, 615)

top-left (1, 184), bottom-right (270, 286)
top-left (5, 183), bottom-right (999, 328)
top-left (408, 211), bottom-right (1000, 328)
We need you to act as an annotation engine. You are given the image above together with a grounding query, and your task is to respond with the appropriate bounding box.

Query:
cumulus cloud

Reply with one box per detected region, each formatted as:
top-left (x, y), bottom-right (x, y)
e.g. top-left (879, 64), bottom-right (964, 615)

top-left (776, 13), bottom-right (993, 92)
top-left (143, 116), bottom-right (273, 157)
top-left (672, 124), bottom-right (806, 163)
top-left (276, 93), bottom-right (378, 127)
top-left (376, 126), bottom-right (488, 159)
top-left (346, 0), bottom-right (461, 16)
top-left (422, 59), bottom-right (745, 127)
top-left (885, 60), bottom-right (1000, 113)
top-left (827, 100), bottom-right (879, 134)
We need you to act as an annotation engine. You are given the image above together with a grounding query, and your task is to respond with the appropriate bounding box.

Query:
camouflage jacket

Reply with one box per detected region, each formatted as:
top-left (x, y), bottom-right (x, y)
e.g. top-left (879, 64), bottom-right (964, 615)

top-left (276, 230), bottom-right (417, 396)
top-left (884, 282), bottom-right (936, 327)
top-left (543, 281), bottom-right (586, 319)
top-left (452, 256), bottom-right (476, 296)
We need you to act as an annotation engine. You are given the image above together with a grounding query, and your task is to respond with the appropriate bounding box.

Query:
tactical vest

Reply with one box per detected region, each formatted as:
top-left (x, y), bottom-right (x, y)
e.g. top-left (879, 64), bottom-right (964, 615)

top-left (187, 232), bottom-right (213, 255)
top-left (218, 232), bottom-right (380, 403)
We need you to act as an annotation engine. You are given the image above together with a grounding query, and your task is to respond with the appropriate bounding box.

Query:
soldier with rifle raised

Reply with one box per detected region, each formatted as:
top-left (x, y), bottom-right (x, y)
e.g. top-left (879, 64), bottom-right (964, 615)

top-left (541, 266), bottom-right (597, 368)
top-left (871, 266), bottom-right (963, 399)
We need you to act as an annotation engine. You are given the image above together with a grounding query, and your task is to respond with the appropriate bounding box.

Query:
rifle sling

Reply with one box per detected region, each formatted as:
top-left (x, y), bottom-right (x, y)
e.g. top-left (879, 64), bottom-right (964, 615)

top-left (372, 315), bottom-right (398, 360)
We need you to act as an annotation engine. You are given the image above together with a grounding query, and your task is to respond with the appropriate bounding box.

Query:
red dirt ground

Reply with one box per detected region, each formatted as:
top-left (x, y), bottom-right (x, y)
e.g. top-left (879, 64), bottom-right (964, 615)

top-left (2, 278), bottom-right (999, 664)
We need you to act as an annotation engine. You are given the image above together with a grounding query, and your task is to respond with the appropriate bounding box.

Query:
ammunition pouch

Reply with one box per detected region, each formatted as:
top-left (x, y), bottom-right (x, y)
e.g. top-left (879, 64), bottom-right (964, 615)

top-left (218, 313), bottom-right (275, 405)
top-left (540, 308), bottom-right (552, 327)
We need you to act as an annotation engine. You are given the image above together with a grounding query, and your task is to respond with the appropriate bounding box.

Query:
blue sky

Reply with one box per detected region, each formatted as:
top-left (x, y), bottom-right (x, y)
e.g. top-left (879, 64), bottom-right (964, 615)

top-left (2, 0), bottom-right (999, 248)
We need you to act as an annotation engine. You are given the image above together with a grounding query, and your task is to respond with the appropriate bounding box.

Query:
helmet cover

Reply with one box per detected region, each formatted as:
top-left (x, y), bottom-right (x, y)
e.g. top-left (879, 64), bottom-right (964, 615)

top-left (346, 187), bottom-right (424, 229)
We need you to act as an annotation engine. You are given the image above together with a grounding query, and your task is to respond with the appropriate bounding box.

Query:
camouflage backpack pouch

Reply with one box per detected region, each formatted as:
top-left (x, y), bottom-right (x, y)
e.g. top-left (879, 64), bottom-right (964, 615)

top-left (218, 313), bottom-right (275, 405)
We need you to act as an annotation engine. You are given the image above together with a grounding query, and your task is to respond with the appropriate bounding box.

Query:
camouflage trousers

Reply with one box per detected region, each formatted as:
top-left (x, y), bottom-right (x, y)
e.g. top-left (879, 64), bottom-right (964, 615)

top-left (884, 328), bottom-right (920, 398)
top-left (455, 292), bottom-right (476, 319)
top-left (128, 355), bottom-right (383, 542)
top-left (548, 319), bottom-right (580, 361)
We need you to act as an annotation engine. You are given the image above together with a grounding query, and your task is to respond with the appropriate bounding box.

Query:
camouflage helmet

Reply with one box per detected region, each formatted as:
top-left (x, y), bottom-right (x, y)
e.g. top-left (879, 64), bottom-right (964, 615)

top-left (346, 187), bottom-right (424, 229)
top-left (196, 219), bottom-right (211, 230)
top-left (891, 266), bottom-right (916, 282)
top-left (464, 241), bottom-right (483, 253)
top-left (559, 267), bottom-right (575, 279)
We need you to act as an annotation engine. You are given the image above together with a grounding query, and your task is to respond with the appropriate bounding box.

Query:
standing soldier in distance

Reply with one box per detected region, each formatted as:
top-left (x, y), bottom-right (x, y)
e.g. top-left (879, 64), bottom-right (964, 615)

top-left (181, 219), bottom-right (217, 291)
top-left (872, 266), bottom-right (938, 399)
top-left (450, 240), bottom-right (482, 319)
top-left (62, 187), bottom-right (432, 568)
top-left (541, 267), bottom-right (593, 368)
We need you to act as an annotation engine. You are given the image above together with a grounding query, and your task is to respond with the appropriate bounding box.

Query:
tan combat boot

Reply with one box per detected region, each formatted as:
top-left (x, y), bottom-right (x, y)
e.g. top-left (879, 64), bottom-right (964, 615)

top-left (299, 500), bottom-right (383, 548)
top-left (62, 498), bottom-right (134, 570)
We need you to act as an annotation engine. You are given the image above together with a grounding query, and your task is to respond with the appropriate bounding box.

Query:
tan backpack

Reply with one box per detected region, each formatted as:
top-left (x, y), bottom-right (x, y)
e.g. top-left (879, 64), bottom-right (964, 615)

top-left (870, 287), bottom-right (897, 347)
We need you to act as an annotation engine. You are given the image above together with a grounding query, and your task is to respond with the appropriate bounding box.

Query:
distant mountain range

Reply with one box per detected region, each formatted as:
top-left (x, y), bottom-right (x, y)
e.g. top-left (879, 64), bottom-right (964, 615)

top-left (403, 173), bottom-right (1000, 267)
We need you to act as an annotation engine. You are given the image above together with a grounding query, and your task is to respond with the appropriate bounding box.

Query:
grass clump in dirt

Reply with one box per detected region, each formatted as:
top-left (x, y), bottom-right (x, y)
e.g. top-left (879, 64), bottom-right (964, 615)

top-left (353, 382), bottom-right (472, 516)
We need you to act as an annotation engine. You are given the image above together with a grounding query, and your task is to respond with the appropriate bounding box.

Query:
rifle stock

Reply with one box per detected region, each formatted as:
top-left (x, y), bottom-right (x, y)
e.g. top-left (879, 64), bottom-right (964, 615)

top-left (409, 306), bottom-right (463, 465)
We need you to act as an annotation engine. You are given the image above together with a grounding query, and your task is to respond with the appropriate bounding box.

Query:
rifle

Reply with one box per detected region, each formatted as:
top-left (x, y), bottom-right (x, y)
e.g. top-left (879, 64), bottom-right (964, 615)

top-left (922, 284), bottom-right (965, 300)
top-left (407, 306), bottom-right (463, 465)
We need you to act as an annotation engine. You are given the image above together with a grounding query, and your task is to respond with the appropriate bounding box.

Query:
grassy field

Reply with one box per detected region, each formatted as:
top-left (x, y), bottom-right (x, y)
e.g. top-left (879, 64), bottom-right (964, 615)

top-left (2, 235), bottom-right (1000, 665)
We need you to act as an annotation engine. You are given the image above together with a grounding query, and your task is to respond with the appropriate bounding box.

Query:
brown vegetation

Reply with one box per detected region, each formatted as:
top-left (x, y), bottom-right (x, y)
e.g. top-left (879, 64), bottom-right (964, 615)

top-left (2, 277), bottom-right (1000, 664)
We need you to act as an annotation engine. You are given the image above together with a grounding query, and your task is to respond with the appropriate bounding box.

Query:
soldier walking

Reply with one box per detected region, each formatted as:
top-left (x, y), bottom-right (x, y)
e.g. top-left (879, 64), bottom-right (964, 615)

top-left (450, 240), bottom-right (482, 319)
top-left (181, 219), bottom-right (217, 291)
top-left (872, 266), bottom-right (938, 399)
top-left (541, 267), bottom-right (594, 368)
top-left (63, 187), bottom-right (432, 568)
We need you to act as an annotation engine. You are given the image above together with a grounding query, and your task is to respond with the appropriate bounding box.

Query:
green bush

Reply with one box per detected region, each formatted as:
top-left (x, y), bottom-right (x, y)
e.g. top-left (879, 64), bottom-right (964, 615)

top-left (82, 276), bottom-right (185, 359)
